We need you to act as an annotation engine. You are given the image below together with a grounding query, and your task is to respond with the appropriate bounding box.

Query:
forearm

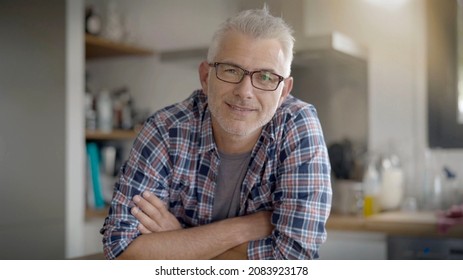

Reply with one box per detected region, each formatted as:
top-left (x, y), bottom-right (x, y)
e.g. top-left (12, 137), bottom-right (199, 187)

top-left (211, 243), bottom-right (248, 260)
top-left (118, 212), bottom-right (272, 260)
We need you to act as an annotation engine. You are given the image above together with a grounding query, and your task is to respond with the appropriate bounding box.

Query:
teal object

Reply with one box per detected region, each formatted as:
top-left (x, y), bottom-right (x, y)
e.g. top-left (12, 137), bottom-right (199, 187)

top-left (86, 142), bottom-right (105, 209)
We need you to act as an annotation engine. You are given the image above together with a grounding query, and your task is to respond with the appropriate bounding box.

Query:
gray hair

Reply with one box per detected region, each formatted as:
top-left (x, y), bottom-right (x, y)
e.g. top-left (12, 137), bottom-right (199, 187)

top-left (207, 6), bottom-right (295, 76)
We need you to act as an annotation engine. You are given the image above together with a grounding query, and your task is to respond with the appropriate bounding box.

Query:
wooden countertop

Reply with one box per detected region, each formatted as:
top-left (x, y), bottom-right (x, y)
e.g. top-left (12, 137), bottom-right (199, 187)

top-left (327, 211), bottom-right (463, 238)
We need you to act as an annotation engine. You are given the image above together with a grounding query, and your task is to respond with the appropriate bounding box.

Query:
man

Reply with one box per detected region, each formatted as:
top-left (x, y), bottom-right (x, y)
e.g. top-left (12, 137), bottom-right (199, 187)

top-left (101, 7), bottom-right (331, 260)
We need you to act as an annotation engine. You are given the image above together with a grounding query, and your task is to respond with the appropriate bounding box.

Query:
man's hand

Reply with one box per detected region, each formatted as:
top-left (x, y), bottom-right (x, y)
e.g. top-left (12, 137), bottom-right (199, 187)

top-left (131, 191), bottom-right (182, 233)
top-left (437, 204), bottom-right (463, 233)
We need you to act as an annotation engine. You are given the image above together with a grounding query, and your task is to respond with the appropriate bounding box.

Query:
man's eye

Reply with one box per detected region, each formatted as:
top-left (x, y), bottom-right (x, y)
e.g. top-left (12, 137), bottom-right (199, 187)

top-left (224, 68), bottom-right (239, 75)
top-left (259, 72), bottom-right (274, 81)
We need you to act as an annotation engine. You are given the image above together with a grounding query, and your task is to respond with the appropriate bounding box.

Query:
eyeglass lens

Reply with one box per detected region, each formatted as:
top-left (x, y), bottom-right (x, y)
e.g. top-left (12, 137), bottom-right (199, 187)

top-left (215, 63), bottom-right (281, 91)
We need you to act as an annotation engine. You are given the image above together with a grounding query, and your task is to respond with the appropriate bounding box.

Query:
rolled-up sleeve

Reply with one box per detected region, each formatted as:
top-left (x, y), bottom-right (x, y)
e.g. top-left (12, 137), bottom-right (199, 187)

top-left (248, 105), bottom-right (332, 259)
top-left (100, 117), bottom-right (171, 260)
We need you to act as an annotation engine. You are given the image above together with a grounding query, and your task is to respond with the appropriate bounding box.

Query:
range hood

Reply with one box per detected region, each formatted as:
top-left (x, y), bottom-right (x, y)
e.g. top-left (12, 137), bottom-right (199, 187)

top-left (290, 32), bottom-right (369, 168)
top-left (294, 32), bottom-right (368, 67)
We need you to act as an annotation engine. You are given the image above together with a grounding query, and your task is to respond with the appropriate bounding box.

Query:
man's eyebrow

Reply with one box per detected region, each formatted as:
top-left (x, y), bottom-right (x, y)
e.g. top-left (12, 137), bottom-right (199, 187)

top-left (249, 64), bottom-right (280, 74)
top-left (259, 68), bottom-right (278, 73)
top-left (219, 60), bottom-right (279, 74)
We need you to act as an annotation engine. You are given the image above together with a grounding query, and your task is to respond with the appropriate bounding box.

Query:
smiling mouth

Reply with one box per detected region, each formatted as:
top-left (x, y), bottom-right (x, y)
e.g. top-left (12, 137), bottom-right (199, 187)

top-left (227, 103), bottom-right (256, 112)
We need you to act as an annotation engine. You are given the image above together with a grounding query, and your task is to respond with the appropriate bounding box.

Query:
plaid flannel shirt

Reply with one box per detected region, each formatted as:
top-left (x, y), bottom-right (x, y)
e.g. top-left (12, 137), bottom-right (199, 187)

top-left (101, 90), bottom-right (332, 260)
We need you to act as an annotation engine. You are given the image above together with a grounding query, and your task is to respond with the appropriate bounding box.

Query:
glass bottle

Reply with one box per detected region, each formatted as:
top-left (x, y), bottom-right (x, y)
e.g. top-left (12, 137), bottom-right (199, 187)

top-left (363, 154), bottom-right (381, 216)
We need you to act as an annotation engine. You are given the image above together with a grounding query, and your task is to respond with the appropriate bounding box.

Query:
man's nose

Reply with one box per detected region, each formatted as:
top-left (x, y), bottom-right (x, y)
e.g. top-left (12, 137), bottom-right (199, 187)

top-left (233, 74), bottom-right (254, 98)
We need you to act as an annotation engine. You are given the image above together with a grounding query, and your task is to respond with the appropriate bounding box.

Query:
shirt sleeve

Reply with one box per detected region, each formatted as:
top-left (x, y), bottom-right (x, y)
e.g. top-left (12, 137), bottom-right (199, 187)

top-left (247, 104), bottom-right (332, 259)
top-left (100, 116), bottom-right (172, 260)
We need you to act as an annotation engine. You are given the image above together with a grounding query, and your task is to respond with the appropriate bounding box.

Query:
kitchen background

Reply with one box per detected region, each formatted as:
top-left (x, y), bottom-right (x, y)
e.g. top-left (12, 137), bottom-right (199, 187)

top-left (1, 0), bottom-right (462, 259)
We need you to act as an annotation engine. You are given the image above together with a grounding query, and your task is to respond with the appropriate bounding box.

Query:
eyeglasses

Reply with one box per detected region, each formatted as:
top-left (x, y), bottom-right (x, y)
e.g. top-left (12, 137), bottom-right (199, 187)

top-left (208, 62), bottom-right (285, 91)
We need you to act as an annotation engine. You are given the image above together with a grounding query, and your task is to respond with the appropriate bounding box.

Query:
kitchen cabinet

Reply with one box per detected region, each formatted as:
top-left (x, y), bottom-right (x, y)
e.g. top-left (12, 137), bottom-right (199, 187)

top-left (319, 230), bottom-right (387, 260)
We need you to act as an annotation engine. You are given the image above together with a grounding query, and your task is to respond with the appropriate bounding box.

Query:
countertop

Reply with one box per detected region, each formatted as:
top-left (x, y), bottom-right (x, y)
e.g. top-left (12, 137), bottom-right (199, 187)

top-left (327, 211), bottom-right (463, 238)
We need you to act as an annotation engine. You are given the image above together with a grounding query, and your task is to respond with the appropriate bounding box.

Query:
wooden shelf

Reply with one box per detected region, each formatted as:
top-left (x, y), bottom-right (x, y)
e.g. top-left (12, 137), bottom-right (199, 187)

top-left (85, 34), bottom-right (154, 59)
top-left (85, 207), bottom-right (109, 220)
top-left (85, 129), bottom-right (138, 140)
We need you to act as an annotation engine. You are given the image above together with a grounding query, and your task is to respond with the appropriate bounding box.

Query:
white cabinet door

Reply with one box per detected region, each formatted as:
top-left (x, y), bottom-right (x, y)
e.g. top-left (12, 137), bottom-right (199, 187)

top-left (319, 230), bottom-right (387, 260)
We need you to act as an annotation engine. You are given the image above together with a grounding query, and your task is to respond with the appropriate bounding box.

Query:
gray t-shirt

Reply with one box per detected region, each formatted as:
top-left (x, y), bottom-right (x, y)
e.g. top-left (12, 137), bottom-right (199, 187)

top-left (211, 150), bottom-right (251, 221)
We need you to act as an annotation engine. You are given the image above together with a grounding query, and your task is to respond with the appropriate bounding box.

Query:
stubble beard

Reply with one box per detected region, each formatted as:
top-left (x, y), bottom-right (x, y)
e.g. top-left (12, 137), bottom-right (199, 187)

top-left (208, 98), bottom-right (275, 137)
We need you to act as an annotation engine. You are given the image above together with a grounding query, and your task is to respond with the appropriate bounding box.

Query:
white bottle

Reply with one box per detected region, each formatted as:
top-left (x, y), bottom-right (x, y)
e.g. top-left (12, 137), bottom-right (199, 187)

top-left (97, 90), bottom-right (113, 133)
top-left (379, 166), bottom-right (404, 210)
top-left (379, 154), bottom-right (405, 211)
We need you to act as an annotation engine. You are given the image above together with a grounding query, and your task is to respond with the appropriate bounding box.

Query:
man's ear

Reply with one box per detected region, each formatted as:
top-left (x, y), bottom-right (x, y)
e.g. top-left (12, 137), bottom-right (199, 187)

top-left (199, 61), bottom-right (210, 94)
top-left (279, 76), bottom-right (293, 106)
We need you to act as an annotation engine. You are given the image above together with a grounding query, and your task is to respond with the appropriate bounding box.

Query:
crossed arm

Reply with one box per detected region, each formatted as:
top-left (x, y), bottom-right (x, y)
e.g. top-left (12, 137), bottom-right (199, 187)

top-left (117, 191), bottom-right (274, 260)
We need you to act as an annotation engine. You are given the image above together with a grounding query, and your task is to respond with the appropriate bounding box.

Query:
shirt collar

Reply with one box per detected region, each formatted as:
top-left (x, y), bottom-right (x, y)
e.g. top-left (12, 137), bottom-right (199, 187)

top-left (198, 107), bottom-right (217, 154)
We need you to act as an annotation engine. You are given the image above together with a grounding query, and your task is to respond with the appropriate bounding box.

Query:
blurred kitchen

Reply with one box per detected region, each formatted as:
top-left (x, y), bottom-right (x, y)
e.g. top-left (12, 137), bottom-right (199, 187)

top-left (1, 0), bottom-right (463, 259)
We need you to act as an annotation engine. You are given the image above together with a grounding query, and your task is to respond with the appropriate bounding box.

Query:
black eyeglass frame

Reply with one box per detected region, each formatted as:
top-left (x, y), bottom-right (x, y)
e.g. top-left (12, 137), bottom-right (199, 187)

top-left (208, 62), bottom-right (286, 91)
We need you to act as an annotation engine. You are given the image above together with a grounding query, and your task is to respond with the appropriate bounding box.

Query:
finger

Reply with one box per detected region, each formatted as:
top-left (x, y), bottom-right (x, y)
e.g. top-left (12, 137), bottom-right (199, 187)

top-left (133, 194), bottom-right (163, 221)
top-left (135, 192), bottom-right (182, 232)
top-left (131, 206), bottom-right (161, 232)
top-left (142, 191), bottom-right (174, 219)
top-left (137, 223), bottom-right (152, 234)
top-left (142, 191), bottom-right (168, 212)
top-left (141, 191), bottom-right (172, 218)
